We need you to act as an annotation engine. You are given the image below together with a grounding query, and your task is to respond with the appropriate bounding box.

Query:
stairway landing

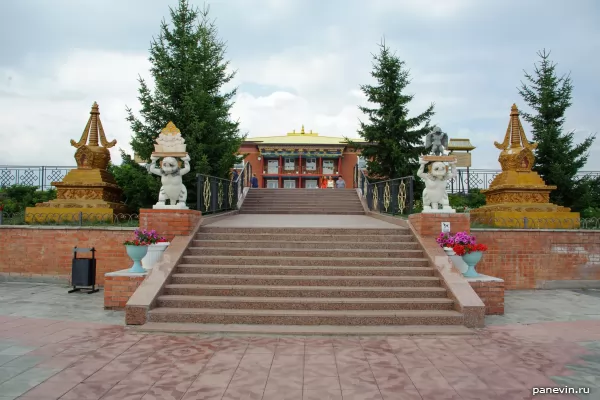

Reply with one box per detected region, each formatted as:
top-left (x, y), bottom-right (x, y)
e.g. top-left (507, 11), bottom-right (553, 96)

top-left (204, 214), bottom-right (399, 229)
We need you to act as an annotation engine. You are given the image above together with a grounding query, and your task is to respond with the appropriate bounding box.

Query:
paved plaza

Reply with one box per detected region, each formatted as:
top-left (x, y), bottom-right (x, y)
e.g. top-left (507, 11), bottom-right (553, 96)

top-left (1, 282), bottom-right (600, 399)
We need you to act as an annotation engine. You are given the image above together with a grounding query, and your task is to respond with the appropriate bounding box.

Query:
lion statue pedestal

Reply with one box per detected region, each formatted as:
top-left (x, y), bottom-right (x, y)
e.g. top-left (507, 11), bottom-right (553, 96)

top-left (147, 122), bottom-right (191, 210)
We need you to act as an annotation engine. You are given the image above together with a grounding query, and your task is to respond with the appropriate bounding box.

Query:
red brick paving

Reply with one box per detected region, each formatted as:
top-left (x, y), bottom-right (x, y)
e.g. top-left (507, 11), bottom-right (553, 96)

top-left (0, 315), bottom-right (598, 399)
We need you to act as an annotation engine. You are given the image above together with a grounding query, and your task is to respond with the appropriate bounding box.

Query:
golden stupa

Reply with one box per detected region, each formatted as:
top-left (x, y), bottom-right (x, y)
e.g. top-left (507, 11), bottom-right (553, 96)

top-left (26, 102), bottom-right (128, 221)
top-left (470, 104), bottom-right (580, 228)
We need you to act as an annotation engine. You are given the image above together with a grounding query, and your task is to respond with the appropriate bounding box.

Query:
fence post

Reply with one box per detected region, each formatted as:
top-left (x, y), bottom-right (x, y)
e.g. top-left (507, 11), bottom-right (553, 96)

top-left (197, 174), bottom-right (203, 211)
top-left (41, 166), bottom-right (46, 191)
top-left (210, 177), bottom-right (218, 213)
top-left (408, 177), bottom-right (414, 215)
top-left (391, 180), bottom-right (399, 215)
top-left (78, 212), bottom-right (83, 227)
top-left (0, 212), bottom-right (3, 225)
top-left (523, 217), bottom-right (528, 229)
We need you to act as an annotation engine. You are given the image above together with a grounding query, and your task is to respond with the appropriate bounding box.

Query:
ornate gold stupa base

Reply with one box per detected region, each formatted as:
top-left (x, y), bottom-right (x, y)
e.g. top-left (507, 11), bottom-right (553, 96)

top-left (26, 169), bottom-right (128, 222)
top-left (470, 207), bottom-right (580, 229)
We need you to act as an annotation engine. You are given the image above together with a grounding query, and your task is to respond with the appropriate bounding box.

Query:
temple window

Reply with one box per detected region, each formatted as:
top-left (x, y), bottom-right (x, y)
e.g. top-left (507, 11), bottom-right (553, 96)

top-left (284, 158), bottom-right (295, 171)
top-left (323, 159), bottom-right (335, 174)
top-left (305, 158), bottom-right (317, 171)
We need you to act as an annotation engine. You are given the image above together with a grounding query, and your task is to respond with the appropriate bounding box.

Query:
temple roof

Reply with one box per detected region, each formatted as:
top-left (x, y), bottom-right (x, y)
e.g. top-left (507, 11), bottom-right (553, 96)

top-left (448, 138), bottom-right (475, 151)
top-left (70, 102), bottom-right (116, 149)
top-left (244, 125), bottom-right (366, 146)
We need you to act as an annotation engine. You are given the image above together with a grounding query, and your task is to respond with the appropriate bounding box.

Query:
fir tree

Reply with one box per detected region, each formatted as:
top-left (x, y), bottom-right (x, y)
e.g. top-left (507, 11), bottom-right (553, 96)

top-left (518, 49), bottom-right (596, 209)
top-left (348, 40), bottom-right (435, 181)
top-left (127, 0), bottom-right (244, 198)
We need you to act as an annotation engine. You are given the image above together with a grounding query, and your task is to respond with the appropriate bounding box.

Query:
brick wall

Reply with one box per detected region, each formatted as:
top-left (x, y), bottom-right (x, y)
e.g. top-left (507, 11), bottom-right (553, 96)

top-left (0, 227), bottom-right (134, 285)
top-left (409, 213), bottom-right (470, 237)
top-left (104, 274), bottom-right (147, 310)
top-left (468, 280), bottom-right (505, 315)
top-left (473, 229), bottom-right (600, 289)
top-left (139, 209), bottom-right (202, 241)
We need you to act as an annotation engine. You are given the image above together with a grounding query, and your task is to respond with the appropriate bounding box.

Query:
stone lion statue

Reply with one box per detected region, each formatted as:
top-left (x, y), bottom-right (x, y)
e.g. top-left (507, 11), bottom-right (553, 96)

top-left (148, 155), bottom-right (191, 208)
top-left (417, 156), bottom-right (457, 212)
top-left (425, 126), bottom-right (448, 156)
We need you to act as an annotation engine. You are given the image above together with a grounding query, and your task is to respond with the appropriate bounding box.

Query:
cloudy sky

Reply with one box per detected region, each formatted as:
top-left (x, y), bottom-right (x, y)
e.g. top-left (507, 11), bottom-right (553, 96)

top-left (1, 0), bottom-right (599, 171)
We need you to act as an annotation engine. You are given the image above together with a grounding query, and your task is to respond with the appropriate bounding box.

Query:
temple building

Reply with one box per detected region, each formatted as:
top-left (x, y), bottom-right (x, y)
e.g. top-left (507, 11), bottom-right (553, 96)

top-left (237, 126), bottom-right (365, 189)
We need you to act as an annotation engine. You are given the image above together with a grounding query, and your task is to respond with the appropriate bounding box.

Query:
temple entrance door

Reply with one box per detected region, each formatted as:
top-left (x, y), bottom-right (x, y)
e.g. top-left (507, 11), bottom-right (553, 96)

top-left (305, 180), bottom-right (318, 189)
top-left (284, 180), bottom-right (296, 189)
top-left (266, 180), bottom-right (279, 188)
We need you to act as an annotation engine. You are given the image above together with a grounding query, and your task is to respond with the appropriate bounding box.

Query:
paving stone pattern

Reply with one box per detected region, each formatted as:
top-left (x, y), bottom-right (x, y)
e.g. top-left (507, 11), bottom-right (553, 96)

top-left (0, 314), bottom-right (599, 399)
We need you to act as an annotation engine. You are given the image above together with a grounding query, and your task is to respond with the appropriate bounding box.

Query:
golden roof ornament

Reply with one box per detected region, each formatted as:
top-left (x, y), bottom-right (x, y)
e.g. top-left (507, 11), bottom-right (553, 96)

top-left (161, 121), bottom-right (181, 136)
top-left (494, 104), bottom-right (537, 172)
top-left (70, 102), bottom-right (116, 149)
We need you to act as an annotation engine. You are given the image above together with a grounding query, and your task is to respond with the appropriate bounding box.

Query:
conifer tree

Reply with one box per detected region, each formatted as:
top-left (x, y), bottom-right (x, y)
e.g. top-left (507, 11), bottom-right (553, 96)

top-left (518, 49), bottom-right (596, 209)
top-left (127, 0), bottom-right (244, 197)
top-left (348, 40), bottom-right (435, 181)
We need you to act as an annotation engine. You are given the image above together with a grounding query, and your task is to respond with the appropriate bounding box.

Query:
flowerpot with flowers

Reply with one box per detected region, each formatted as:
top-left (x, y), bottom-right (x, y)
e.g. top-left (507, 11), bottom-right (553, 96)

top-left (452, 242), bottom-right (488, 278)
top-left (123, 229), bottom-right (152, 273)
top-left (140, 230), bottom-right (170, 270)
top-left (436, 232), bottom-right (469, 274)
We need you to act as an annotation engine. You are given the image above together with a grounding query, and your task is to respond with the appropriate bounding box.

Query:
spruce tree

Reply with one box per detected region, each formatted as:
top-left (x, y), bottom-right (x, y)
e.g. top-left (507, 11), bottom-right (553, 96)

top-left (348, 40), bottom-right (435, 181)
top-left (518, 49), bottom-right (596, 209)
top-left (127, 0), bottom-right (244, 198)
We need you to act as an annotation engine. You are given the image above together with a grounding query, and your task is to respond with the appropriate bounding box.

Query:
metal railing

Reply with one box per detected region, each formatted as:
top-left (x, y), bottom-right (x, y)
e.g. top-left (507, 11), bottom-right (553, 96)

top-left (0, 212), bottom-right (139, 226)
top-left (0, 166), bottom-right (76, 191)
top-left (354, 165), bottom-right (414, 215)
top-left (197, 162), bottom-right (252, 214)
top-left (447, 169), bottom-right (599, 194)
top-left (470, 215), bottom-right (599, 230)
top-left (1, 165), bottom-right (597, 193)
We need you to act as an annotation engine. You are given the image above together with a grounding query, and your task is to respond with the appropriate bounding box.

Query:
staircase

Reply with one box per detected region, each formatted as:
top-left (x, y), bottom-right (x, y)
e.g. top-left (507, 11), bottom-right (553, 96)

top-left (141, 225), bottom-right (472, 335)
top-left (239, 189), bottom-right (364, 215)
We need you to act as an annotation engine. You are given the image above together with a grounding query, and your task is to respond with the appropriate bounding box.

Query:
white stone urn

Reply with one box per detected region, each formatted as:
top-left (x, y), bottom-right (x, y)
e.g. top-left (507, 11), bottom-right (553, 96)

top-left (142, 242), bottom-right (170, 270)
top-left (443, 247), bottom-right (468, 275)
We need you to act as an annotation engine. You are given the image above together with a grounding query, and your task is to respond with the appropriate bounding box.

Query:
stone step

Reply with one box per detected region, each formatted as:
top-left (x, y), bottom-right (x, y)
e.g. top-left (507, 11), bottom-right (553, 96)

top-left (239, 210), bottom-right (365, 215)
top-left (136, 322), bottom-right (474, 336)
top-left (175, 265), bottom-right (434, 276)
top-left (156, 295), bottom-right (454, 311)
top-left (194, 233), bottom-right (415, 243)
top-left (241, 198), bottom-right (362, 203)
top-left (163, 284), bottom-right (448, 298)
top-left (169, 274), bottom-right (441, 287)
top-left (191, 240), bottom-right (420, 250)
top-left (199, 227), bottom-right (406, 235)
top-left (147, 308), bottom-right (464, 326)
top-left (180, 255), bottom-right (430, 267)
top-left (186, 247), bottom-right (423, 258)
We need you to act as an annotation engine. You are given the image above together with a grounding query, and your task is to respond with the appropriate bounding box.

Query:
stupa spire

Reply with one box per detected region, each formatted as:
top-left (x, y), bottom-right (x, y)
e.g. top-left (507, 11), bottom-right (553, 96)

top-left (70, 102), bottom-right (117, 149)
top-left (494, 104), bottom-right (537, 151)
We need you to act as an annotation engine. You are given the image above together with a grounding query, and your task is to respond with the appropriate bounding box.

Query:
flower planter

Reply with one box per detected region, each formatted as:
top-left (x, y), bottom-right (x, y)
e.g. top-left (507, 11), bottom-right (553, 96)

top-left (461, 251), bottom-right (483, 278)
top-left (443, 247), bottom-right (468, 274)
top-left (125, 245), bottom-right (148, 273)
top-left (142, 242), bottom-right (170, 270)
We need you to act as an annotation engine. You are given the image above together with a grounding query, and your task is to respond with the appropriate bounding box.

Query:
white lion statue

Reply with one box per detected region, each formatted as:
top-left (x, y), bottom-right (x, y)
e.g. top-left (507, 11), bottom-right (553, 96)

top-left (417, 156), bottom-right (457, 213)
top-left (148, 155), bottom-right (191, 209)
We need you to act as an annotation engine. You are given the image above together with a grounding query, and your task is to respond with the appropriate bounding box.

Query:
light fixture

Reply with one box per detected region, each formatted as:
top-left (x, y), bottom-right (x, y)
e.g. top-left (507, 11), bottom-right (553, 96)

top-left (257, 156), bottom-right (262, 161)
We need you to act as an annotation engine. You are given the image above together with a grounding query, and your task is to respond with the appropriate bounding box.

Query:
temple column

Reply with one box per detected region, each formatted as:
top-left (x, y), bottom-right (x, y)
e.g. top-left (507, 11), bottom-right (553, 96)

top-left (338, 156), bottom-right (342, 178)
top-left (261, 156), bottom-right (265, 188)
top-left (298, 154), bottom-right (302, 188)
top-left (279, 155), bottom-right (282, 188)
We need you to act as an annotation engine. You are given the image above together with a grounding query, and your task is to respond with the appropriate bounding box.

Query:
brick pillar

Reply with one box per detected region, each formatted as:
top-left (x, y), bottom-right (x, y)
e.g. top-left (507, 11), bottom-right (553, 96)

top-left (139, 209), bottom-right (202, 241)
top-left (408, 213), bottom-right (470, 237)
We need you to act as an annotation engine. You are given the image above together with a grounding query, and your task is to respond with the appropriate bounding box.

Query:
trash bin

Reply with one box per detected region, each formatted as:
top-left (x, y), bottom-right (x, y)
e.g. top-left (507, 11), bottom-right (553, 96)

top-left (68, 247), bottom-right (99, 294)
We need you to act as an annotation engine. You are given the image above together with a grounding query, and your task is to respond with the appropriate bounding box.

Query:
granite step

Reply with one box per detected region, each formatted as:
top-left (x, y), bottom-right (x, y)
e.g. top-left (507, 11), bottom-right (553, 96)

top-left (194, 233), bottom-right (414, 243)
top-left (163, 284), bottom-right (448, 298)
top-left (191, 240), bottom-right (420, 250)
top-left (180, 255), bottom-right (430, 267)
top-left (147, 308), bottom-right (464, 326)
top-left (136, 322), bottom-right (474, 336)
top-left (186, 247), bottom-right (424, 258)
top-left (241, 198), bottom-right (363, 203)
top-left (169, 274), bottom-right (441, 287)
top-left (239, 210), bottom-right (365, 215)
top-left (199, 227), bottom-right (405, 235)
top-left (156, 295), bottom-right (454, 311)
top-left (175, 265), bottom-right (434, 276)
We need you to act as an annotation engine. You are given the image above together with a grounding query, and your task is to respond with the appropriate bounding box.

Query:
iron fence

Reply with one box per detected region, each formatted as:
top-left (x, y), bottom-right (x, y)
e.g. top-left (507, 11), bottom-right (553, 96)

top-left (0, 166), bottom-right (76, 191)
top-left (470, 215), bottom-right (599, 230)
top-left (354, 165), bottom-right (414, 215)
top-left (197, 161), bottom-right (252, 214)
top-left (0, 212), bottom-right (139, 227)
top-left (447, 169), bottom-right (599, 194)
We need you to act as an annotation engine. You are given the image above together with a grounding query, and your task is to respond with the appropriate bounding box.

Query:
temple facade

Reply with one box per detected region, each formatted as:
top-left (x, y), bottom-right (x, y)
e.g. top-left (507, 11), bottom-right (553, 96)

top-left (238, 126), bottom-right (365, 189)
